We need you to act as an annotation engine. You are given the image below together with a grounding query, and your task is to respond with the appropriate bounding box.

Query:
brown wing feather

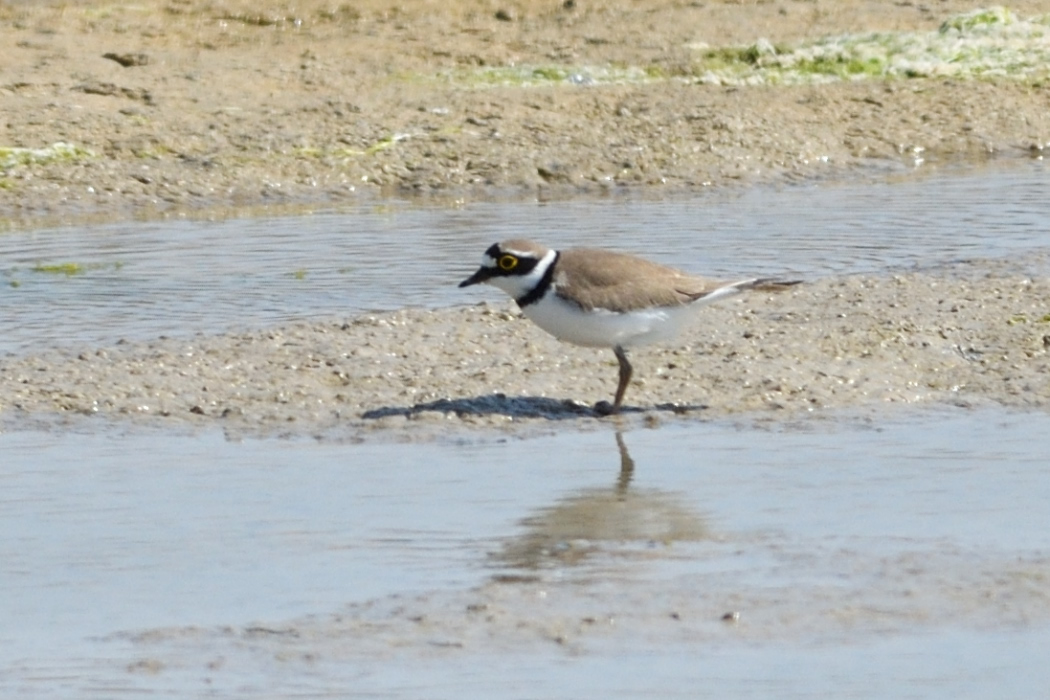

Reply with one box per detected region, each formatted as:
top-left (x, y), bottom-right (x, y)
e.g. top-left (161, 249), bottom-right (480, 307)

top-left (554, 248), bottom-right (731, 312)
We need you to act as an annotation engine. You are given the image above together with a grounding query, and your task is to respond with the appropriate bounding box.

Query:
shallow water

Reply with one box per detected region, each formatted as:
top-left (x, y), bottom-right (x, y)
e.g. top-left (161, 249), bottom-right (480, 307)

top-left (3, 407), bottom-right (1050, 697)
top-left (4, 162), bottom-right (1050, 696)
top-left (1, 161), bottom-right (1048, 355)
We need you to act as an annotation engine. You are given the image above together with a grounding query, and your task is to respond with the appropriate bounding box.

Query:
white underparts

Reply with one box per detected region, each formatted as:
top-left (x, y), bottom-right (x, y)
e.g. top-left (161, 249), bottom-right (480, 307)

top-left (521, 292), bottom-right (700, 348)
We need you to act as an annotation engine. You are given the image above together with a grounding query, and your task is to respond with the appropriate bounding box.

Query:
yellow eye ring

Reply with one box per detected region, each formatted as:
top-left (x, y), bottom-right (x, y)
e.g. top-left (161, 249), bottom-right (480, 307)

top-left (498, 254), bottom-right (518, 271)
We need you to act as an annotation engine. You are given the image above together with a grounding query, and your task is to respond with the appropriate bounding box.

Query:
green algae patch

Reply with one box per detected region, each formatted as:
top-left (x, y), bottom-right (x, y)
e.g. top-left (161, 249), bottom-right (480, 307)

top-left (32, 262), bottom-right (85, 277)
top-left (325, 133), bottom-right (414, 158)
top-left (29, 261), bottom-right (123, 277)
top-left (940, 6), bottom-right (1018, 33)
top-left (434, 7), bottom-right (1050, 89)
top-left (1, 142), bottom-right (94, 171)
top-left (361, 133), bottom-right (412, 155)
top-left (441, 64), bottom-right (659, 88)
top-left (1006, 312), bottom-right (1050, 325)
top-left (692, 7), bottom-right (1050, 86)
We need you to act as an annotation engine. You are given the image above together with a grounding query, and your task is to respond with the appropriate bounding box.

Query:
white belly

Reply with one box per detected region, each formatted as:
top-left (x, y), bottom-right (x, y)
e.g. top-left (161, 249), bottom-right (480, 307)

top-left (522, 294), bottom-right (697, 348)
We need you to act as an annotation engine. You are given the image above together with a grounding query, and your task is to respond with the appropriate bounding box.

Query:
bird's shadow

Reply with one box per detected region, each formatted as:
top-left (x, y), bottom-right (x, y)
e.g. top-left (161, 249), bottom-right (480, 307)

top-left (361, 394), bottom-right (707, 421)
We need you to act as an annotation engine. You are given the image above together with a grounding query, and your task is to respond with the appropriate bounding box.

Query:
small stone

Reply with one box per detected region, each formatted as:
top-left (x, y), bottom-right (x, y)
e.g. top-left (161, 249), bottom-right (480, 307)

top-left (103, 52), bottom-right (150, 67)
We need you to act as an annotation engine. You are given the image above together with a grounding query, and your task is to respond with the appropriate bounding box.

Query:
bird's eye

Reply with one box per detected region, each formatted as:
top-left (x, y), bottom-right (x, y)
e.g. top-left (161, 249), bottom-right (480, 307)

top-left (498, 254), bottom-right (518, 271)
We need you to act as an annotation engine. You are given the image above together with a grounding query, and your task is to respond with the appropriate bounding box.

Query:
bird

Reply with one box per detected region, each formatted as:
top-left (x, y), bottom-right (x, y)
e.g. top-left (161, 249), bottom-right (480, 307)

top-left (459, 239), bottom-right (799, 414)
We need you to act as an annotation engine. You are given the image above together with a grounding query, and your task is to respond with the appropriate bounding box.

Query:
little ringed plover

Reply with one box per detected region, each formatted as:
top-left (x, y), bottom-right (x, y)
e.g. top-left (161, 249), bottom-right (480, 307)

top-left (460, 239), bottom-right (799, 414)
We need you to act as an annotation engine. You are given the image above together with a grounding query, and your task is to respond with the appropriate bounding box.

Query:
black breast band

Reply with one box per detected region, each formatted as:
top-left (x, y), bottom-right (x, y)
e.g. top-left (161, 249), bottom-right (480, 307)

top-left (516, 251), bottom-right (560, 308)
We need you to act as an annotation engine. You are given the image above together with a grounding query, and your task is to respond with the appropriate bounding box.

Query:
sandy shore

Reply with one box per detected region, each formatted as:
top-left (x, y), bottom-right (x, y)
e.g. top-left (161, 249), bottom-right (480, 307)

top-left (3, 1), bottom-right (1050, 437)
top-left (2, 0), bottom-right (1050, 226)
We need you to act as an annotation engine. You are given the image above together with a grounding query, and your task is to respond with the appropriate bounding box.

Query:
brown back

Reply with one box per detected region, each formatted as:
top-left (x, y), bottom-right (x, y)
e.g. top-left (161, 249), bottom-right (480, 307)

top-left (554, 248), bottom-right (731, 312)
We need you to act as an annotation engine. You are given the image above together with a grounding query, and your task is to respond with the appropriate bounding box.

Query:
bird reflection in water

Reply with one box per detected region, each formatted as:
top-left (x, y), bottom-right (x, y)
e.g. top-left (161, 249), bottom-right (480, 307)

top-left (491, 432), bottom-right (709, 579)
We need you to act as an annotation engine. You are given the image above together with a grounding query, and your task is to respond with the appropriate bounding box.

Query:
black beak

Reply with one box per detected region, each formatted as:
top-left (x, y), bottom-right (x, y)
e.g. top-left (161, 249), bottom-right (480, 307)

top-left (459, 267), bottom-right (493, 288)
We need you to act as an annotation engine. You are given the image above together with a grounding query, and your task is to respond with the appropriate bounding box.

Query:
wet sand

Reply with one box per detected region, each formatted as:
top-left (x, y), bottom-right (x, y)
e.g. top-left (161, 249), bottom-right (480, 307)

top-left (3, 259), bottom-right (1049, 438)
